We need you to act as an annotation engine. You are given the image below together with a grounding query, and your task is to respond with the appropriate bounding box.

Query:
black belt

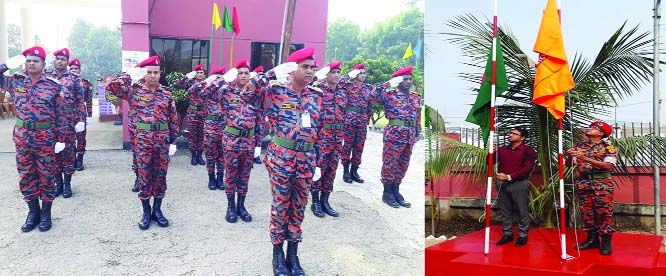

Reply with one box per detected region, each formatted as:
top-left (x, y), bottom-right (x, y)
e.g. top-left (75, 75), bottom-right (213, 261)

top-left (579, 172), bottom-right (611, 180)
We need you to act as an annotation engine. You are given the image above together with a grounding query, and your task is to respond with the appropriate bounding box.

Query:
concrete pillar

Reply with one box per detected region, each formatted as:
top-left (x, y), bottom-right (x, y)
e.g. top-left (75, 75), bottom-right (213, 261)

top-left (20, 5), bottom-right (33, 49)
top-left (0, 0), bottom-right (7, 62)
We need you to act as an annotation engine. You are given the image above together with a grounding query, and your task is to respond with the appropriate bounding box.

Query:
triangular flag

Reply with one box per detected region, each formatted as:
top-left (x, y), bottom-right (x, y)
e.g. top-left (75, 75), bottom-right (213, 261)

top-left (413, 39), bottom-right (422, 57)
top-left (532, 0), bottom-right (575, 119)
top-left (232, 6), bottom-right (240, 36)
top-left (223, 6), bottom-right (234, 33)
top-left (402, 42), bottom-right (414, 60)
top-left (212, 3), bottom-right (221, 30)
top-left (465, 36), bottom-right (508, 146)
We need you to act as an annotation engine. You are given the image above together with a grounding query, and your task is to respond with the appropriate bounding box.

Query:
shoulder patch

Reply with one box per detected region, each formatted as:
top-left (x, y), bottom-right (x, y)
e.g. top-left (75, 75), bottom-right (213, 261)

top-left (308, 86), bottom-right (323, 93)
top-left (46, 77), bottom-right (61, 85)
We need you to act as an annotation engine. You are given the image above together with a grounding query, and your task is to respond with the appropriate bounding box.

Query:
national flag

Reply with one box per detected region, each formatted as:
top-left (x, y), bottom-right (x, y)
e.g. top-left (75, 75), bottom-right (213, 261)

top-left (223, 5), bottom-right (234, 33)
top-left (465, 37), bottom-right (508, 145)
top-left (532, 0), bottom-right (575, 119)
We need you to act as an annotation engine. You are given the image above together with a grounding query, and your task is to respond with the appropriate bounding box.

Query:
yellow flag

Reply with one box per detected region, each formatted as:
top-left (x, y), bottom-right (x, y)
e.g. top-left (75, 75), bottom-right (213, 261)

top-left (212, 3), bottom-right (222, 30)
top-left (532, 0), bottom-right (575, 119)
top-left (402, 42), bottom-right (414, 60)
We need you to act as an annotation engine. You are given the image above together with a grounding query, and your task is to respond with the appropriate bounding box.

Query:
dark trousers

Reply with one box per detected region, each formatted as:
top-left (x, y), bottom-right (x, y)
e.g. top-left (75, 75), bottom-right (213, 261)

top-left (498, 180), bottom-right (530, 238)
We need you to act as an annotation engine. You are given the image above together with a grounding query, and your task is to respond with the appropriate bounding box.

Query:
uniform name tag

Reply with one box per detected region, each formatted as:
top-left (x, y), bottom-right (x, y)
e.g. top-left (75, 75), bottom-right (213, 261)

top-left (280, 103), bottom-right (296, 109)
top-left (302, 112), bottom-right (311, 128)
top-left (15, 87), bottom-right (27, 93)
top-left (139, 96), bottom-right (150, 102)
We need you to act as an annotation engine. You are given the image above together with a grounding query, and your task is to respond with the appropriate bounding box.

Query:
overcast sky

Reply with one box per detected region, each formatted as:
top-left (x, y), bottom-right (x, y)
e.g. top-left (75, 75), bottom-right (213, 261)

top-left (426, 1), bottom-right (664, 128)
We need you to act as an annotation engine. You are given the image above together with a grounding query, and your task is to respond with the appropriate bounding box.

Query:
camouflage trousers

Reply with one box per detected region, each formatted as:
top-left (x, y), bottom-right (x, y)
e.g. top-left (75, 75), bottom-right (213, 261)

top-left (576, 177), bottom-right (615, 235)
top-left (224, 149), bottom-right (253, 195)
top-left (380, 140), bottom-right (415, 185)
top-left (15, 127), bottom-right (57, 202)
top-left (269, 171), bottom-right (310, 245)
top-left (75, 128), bottom-right (87, 155)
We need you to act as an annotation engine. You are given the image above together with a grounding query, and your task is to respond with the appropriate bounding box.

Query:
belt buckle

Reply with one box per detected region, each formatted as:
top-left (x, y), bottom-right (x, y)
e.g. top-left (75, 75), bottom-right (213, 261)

top-left (294, 141), bottom-right (305, 151)
top-left (239, 129), bottom-right (248, 136)
top-left (24, 121), bottom-right (35, 129)
top-left (150, 124), bottom-right (159, 131)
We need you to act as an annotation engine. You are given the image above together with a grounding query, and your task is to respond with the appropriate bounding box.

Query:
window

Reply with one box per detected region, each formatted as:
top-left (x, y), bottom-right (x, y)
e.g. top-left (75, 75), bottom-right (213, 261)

top-left (150, 37), bottom-right (210, 85)
top-left (250, 42), bottom-right (305, 71)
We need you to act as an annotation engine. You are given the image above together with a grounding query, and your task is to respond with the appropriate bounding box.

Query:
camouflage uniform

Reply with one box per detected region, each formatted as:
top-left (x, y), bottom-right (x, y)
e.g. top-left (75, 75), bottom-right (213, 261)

top-left (203, 78), bottom-right (226, 189)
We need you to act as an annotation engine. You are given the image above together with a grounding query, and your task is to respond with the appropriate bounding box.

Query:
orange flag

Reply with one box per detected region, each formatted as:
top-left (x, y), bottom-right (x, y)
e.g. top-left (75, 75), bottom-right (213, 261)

top-left (532, 0), bottom-right (575, 119)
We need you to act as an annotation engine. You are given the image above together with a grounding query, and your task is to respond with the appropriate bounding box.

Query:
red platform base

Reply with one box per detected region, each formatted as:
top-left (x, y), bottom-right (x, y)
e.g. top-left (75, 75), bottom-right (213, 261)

top-left (426, 226), bottom-right (666, 276)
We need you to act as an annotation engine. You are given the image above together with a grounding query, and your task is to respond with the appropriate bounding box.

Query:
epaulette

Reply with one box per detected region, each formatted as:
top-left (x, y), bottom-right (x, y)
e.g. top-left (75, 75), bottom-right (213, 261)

top-left (308, 85), bottom-right (323, 93)
top-left (604, 140), bottom-right (617, 154)
top-left (13, 72), bottom-right (27, 78)
top-left (46, 77), bottom-right (61, 85)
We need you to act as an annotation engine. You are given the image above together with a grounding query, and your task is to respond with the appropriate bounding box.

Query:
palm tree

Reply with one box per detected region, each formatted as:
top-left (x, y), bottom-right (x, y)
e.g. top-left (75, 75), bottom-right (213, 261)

top-left (429, 14), bottom-right (666, 227)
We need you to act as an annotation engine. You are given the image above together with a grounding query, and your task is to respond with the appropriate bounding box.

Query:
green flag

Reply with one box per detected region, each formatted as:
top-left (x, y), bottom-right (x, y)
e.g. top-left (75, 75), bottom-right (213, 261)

top-left (465, 38), bottom-right (508, 146)
top-left (223, 6), bottom-right (234, 32)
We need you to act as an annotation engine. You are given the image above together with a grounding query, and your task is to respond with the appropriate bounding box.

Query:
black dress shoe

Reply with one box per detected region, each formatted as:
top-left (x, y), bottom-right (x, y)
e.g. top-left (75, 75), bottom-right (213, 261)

top-left (515, 237), bottom-right (528, 247)
top-left (496, 235), bottom-right (514, 245)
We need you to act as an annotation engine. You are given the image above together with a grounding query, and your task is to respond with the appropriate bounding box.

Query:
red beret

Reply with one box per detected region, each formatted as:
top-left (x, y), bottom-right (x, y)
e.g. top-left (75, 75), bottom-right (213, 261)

top-left (589, 120), bottom-right (612, 138)
top-left (68, 58), bottom-right (81, 67)
top-left (392, 65), bottom-right (413, 78)
top-left (353, 63), bottom-right (365, 70)
top-left (286, 46), bottom-right (315, 63)
top-left (193, 64), bottom-right (204, 71)
top-left (314, 61), bottom-right (319, 67)
top-left (235, 59), bottom-right (250, 69)
top-left (211, 67), bottom-right (226, 75)
top-left (135, 56), bottom-right (161, 67)
top-left (328, 61), bottom-right (342, 70)
top-left (22, 46), bottom-right (46, 60)
top-left (53, 48), bottom-right (70, 58)
top-left (253, 66), bottom-right (264, 73)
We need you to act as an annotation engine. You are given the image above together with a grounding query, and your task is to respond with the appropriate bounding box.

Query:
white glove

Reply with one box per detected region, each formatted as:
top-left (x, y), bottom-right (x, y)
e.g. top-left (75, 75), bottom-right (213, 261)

top-left (254, 147), bottom-right (261, 158)
top-left (312, 167), bottom-right (321, 182)
top-left (186, 71), bottom-right (197, 79)
top-left (223, 68), bottom-right (239, 83)
top-left (169, 144), bottom-right (177, 156)
top-left (249, 72), bottom-right (258, 80)
top-left (128, 67), bottom-right (148, 82)
top-left (45, 54), bottom-right (55, 68)
top-left (273, 62), bottom-right (297, 79)
top-left (75, 121), bottom-right (85, 133)
top-left (86, 117), bottom-right (92, 125)
top-left (205, 74), bottom-right (220, 86)
top-left (314, 66), bottom-right (330, 80)
top-left (388, 76), bottom-right (404, 88)
top-left (55, 142), bottom-right (66, 153)
top-left (347, 69), bottom-right (361, 79)
top-left (6, 55), bottom-right (26, 69)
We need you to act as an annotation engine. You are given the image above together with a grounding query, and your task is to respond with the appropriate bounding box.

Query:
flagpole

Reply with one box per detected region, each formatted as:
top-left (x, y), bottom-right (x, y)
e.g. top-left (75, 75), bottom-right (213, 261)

top-left (209, 24), bottom-right (215, 72)
top-left (219, 31), bottom-right (225, 66)
top-left (229, 34), bottom-right (235, 69)
top-left (557, 0), bottom-right (568, 261)
top-left (484, 0), bottom-right (499, 256)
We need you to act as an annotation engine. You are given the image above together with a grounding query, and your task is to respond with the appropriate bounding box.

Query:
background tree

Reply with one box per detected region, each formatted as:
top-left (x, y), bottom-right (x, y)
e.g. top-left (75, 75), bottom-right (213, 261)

top-left (8, 24), bottom-right (21, 57)
top-left (325, 18), bottom-right (362, 62)
top-left (67, 19), bottom-right (121, 83)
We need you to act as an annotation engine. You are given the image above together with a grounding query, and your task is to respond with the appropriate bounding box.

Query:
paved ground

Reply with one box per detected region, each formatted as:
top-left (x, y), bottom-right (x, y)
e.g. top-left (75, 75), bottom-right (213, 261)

top-left (0, 112), bottom-right (425, 275)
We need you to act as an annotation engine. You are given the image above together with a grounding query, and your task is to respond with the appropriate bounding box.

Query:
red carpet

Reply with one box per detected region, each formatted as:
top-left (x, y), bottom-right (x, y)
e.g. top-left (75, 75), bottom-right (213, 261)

top-left (426, 226), bottom-right (666, 276)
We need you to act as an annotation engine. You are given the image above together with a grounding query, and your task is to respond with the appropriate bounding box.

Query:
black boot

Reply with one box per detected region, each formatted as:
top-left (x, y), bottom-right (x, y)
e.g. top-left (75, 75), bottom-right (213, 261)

top-left (225, 193), bottom-right (238, 223)
top-left (132, 172), bottom-right (139, 192)
top-left (197, 151), bottom-right (206, 165)
top-left (75, 154), bottom-right (85, 171)
top-left (574, 230), bottom-right (600, 250)
top-left (320, 192), bottom-right (339, 217)
top-left (600, 234), bottom-right (613, 255)
top-left (62, 173), bottom-right (73, 198)
top-left (138, 199), bottom-right (151, 230)
top-left (54, 173), bottom-right (63, 197)
top-left (310, 190), bottom-right (325, 218)
top-left (151, 197), bottom-right (169, 227)
top-left (21, 198), bottom-right (40, 232)
top-left (217, 172), bottom-right (226, 190)
top-left (38, 201), bottom-right (52, 232)
top-left (253, 156), bottom-right (262, 164)
top-left (236, 194), bottom-right (252, 222)
top-left (208, 173), bottom-right (217, 190)
top-left (286, 241), bottom-right (305, 276)
top-left (272, 243), bottom-right (289, 276)
top-left (350, 164), bottom-right (364, 183)
top-left (392, 184), bottom-right (411, 208)
top-left (342, 163), bottom-right (352, 183)
top-left (190, 151), bottom-right (197, 166)
top-left (382, 184), bottom-right (400, 208)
